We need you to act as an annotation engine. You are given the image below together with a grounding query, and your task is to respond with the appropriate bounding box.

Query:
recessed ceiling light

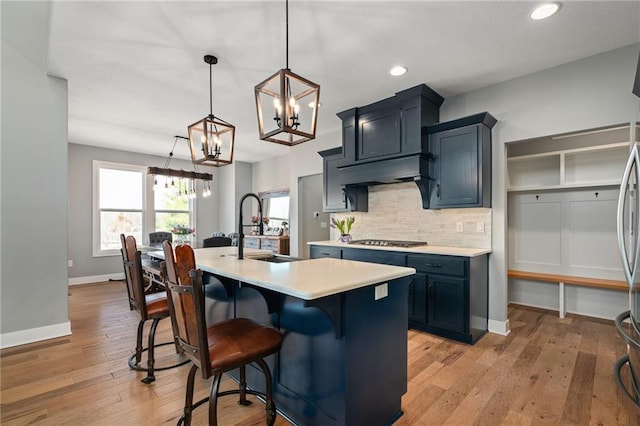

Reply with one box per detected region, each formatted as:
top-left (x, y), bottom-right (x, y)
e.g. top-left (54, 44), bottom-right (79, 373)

top-left (530, 2), bottom-right (561, 20)
top-left (390, 66), bottom-right (408, 77)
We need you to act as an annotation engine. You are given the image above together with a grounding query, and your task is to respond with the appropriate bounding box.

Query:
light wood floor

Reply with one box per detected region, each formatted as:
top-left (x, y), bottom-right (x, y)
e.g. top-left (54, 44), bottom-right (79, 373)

top-left (2, 281), bottom-right (639, 425)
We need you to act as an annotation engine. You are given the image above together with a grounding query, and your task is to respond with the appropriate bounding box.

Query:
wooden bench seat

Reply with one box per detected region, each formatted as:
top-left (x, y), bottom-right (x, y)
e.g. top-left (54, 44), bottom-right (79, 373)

top-left (507, 269), bottom-right (628, 318)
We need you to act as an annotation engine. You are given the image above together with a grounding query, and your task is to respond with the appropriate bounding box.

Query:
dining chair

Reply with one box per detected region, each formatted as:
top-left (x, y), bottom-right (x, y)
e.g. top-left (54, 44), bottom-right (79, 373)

top-left (120, 234), bottom-right (187, 383)
top-left (149, 231), bottom-right (172, 248)
top-left (162, 241), bottom-right (283, 425)
top-left (202, 236), bottom-right (232, 247)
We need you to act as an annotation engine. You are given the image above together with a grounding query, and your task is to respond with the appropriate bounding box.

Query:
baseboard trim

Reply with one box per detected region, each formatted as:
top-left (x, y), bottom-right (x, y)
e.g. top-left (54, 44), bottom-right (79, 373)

top-left (1, 321), bottom-right (71, 349)
top-left (488, 318), bottom-right (510, 336)
top-left (68, 273), bottom-right (124, 286)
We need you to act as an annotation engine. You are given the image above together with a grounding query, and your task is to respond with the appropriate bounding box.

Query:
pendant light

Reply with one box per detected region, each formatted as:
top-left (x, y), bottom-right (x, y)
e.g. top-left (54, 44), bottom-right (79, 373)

top-left (188, 55), bottom-right (235, 167)
top-left (148, 136), bottom-right (213, 199)
top-left (254, 0), bottom-right (320, 146)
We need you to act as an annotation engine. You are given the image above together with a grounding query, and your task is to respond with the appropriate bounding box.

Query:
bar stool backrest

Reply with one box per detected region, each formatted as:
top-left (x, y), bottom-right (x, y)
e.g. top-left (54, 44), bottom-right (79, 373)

top-left (162, 241), bottom-right (211, 378)
top-left (120, 234), bottom-right (148, 319)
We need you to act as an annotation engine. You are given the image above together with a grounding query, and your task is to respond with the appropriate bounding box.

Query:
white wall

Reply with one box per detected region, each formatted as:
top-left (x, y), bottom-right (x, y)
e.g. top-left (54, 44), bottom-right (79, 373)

top-left (217, 161), bottom-right (255, 235)
top-left (253, 155), bottom-right (290, 193)
top-left (1, 2), bottom-right (70, 347)
top-left (440, 43), bottom-right (640, 332)
top-left (288, 129), bottom-right (343, 257)
top-left (67, 143), bottom-right (220, 281)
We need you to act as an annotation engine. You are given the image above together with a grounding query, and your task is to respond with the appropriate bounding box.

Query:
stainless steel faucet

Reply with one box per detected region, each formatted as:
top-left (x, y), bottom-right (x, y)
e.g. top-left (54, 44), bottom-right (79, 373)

top-left (238, 193), bottom-right (263, 260)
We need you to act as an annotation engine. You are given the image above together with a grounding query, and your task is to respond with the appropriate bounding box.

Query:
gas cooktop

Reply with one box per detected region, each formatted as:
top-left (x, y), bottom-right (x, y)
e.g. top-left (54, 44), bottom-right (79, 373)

top-left (348, 239), bottom-right (428, 248)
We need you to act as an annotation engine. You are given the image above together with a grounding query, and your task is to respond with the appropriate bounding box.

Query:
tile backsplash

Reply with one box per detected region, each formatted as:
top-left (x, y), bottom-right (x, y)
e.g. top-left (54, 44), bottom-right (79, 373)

top-left (330, 182), bottom-right (491, 249)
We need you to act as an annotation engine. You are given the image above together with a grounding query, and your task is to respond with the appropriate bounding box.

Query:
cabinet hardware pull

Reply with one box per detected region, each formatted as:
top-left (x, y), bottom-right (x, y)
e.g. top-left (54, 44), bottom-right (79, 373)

top-left (428, 283), bottom-right (434, 299)
top-left (436, 183), bottom-right (441, 198)
top-left (425, 263), bottom-right (442, 268)
top-left (321, 252), bottom-right (331, 256)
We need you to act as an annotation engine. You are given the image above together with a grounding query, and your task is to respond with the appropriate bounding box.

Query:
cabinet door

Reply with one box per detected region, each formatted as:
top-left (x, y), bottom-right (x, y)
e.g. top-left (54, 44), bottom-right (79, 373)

top-left (408, 272), bottom-right (427, 325)
top-left (323, 151), bottom-right (348, 212)
top-left (430, 125), bottom-right (480, 208)
top-left (358, 108), bottom-right (402, 161)
top-left (427, 274), bottom-right (466, 334)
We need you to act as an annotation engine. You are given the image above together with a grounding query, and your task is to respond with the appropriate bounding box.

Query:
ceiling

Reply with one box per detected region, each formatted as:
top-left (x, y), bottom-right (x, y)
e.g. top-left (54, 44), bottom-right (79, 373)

top-left (47, 1), bottom-right (640, 164)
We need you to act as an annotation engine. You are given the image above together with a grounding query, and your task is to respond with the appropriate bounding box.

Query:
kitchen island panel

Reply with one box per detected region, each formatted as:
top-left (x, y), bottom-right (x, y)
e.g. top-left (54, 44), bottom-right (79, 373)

top-left (231, 276), bottom-right (411, 426)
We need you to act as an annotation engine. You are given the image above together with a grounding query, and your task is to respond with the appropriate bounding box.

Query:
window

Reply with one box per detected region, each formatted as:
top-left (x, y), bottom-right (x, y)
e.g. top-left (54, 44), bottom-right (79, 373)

top-left (93, 161), bottom-right (194, 256)
top-left (260, 189), bottom-right (290, 229)
top-left (154, 182), bottom-right (190, 234)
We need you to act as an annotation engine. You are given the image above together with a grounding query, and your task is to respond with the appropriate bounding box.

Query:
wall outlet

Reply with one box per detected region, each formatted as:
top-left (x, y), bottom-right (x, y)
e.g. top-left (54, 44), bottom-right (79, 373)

top-left (456, 222), bottom-right (464, 233)
top-left (476, 222), bottom-right (485, 233)
top-left (68, 260), bottom-right (73, 267)
top-left (320, 221), bottom-right (328, 229)
top-left (375, 283), bottom-right (388, 300)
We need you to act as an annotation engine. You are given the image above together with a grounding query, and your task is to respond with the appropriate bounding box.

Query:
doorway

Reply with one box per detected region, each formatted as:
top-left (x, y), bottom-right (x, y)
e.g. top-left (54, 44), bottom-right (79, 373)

top-left (298, 174), bottom-right (330, 258)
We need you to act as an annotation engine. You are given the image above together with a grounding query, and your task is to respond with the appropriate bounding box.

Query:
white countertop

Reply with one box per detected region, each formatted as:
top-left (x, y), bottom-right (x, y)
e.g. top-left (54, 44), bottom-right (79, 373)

top-left (149, 246), bottom-right (415, 300)
top-left (308, 240), bottom-right (491, 257)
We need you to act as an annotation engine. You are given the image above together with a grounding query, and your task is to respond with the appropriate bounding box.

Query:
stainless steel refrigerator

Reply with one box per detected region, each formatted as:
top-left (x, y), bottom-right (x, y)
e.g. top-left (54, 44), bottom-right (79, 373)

top-left (614, 52), bottom-right (640, 408)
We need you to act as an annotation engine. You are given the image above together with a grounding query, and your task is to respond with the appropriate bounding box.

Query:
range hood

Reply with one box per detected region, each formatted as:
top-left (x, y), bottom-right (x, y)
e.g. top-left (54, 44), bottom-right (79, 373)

top-left (335, 84), bottom-right (443, 208)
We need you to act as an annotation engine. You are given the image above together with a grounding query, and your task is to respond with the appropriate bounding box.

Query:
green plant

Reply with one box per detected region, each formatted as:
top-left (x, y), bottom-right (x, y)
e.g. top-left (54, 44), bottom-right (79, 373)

top-left (331, 216), bottom-right (355, 235)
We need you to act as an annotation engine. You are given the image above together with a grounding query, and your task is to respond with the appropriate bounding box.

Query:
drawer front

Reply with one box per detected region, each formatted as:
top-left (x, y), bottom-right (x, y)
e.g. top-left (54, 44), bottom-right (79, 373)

top-left (244, 238), bottom-right (260, 249)
top-left (310, 245), bottom-right (342, 259)
top-left (407, 254), bottom-right (466, 277)
top-left (261, 239), bottom-right (279, 252)
top-left (342, 248), bottom-right (406, 266)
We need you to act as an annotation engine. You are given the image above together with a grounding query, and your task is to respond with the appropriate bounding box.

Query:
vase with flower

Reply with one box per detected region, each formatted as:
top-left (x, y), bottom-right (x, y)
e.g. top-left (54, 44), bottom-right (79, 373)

top-left (171, 225), bottom-right (195, 245)
top-left (250, 216), bottom-right (269, 235)
top-left (331, 217), bottom-right (355, 243)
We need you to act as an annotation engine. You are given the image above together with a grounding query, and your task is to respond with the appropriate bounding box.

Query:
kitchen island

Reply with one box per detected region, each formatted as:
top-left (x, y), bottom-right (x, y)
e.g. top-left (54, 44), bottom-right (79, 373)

top-left (150, 246), bottom-right (416, 426)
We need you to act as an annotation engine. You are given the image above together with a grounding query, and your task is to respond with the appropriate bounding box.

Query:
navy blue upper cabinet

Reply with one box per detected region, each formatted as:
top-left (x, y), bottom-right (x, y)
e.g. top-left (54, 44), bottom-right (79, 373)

top-left (358, 107), bottom-right (402, 160)
top-left (318, 147), bottom-right (368, 213)
top-left (427, 112), bottom-right (497, 209)
top-left (337, 85), bottom-right (444, 167)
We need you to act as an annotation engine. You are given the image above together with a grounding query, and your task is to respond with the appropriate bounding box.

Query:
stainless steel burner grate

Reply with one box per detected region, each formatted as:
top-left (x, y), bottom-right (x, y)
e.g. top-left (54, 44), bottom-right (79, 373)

top-left (348, 239), bottom-right (427, 248)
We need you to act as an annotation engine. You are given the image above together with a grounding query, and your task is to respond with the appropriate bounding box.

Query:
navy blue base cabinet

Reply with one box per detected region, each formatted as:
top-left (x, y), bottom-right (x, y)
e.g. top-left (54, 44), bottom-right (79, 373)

top-left (207, 271), bottom-right (411, 426)
top-left (310, 245), bottom-right (489, 344)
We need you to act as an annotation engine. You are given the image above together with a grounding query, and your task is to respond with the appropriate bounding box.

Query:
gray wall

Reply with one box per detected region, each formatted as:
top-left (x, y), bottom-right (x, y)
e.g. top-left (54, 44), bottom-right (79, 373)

top-left (218, 162), bottom-right (255, 234)
top-left (1, 2), bottom-right (70, 339)
top-left (440, 43), bottom-right (640, 331)
top-left (68, 143), bottom-right (220, 279)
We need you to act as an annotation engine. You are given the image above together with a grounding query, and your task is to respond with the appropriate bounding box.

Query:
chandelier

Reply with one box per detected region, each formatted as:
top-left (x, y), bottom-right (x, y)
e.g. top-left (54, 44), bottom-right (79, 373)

top-left (188, 55), bottom-right (235, 166)
top-left (254, 0), bottom-right (320, 146)
top-left (148, 136), bottom-right (212, 198)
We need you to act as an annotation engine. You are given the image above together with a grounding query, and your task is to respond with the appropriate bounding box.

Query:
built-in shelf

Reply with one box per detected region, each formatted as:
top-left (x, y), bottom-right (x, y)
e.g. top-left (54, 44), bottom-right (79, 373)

top-left (507, 142), bottom-right (630, 192)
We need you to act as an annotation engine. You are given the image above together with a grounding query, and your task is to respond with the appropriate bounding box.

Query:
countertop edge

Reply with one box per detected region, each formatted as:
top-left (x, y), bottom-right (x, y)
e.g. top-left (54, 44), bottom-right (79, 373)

top-left (308, 240), bottom-right (492, 257)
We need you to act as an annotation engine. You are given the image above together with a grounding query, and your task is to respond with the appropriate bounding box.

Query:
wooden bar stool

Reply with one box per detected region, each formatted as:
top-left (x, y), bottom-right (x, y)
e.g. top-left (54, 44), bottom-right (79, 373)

top-left (120, 234), bottom-right (188, 384)
top-left (162, 241), bottom-right (283, 426)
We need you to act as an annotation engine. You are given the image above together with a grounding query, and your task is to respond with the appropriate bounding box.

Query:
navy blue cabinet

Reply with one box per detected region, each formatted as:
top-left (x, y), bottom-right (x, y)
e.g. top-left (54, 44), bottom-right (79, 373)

top-left (408, 273), bottom-right (427, 324)
top-left (427, 112), bottom-right (496, 209)
top-left (318, 147), bottom-right (368, 213)
top-left (357, 107), bottom-right (402, 160)
top-left (309, 245), bottom-right (342, 259)
top-left (338, 85), bottom-right (443, 167)
top-left (342, 247), bottom-right (405, 266)
top-left (310, 244), bottom-right (489, 344)
top-left (407, 253), bottom-right (488, 343)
